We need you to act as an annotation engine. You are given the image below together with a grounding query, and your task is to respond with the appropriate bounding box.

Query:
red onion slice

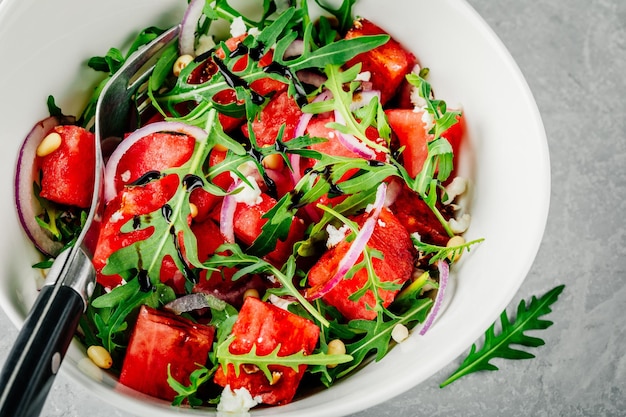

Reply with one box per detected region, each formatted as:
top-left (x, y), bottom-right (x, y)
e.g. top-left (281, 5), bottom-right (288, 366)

top-left (290, 89), bottom-right (332, 185)
top-left (419, 260), bottom-right (450, 335)
top-left (103, 121), bottom-right (207, 203)
top-left (333, 110), bottom-right (377, 159)
top-left (307, 183), bottom-right (387, 300)
top-left (179, 0), bottom-right (205, 56)
top-left (219, 180), bottom-right (240, 243)
top-left (14, 115), bottom-right (72, 256)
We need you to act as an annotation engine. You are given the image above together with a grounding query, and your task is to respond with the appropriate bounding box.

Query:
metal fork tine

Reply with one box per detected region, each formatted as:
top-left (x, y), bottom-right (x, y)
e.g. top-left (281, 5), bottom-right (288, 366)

top-left (95, 25), bottom-right (180, 140)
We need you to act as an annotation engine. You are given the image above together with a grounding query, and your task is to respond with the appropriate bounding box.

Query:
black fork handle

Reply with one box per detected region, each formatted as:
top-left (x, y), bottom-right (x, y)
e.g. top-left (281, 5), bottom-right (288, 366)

top-left (0, 284), bottom-right (84, 417)
top-left (0, 246), bottom-right (94, 417)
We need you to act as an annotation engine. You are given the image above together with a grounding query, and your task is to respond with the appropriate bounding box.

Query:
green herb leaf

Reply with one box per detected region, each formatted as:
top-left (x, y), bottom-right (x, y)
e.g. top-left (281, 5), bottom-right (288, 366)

top-left (168, 363), bottom-right (217, 407)
top-left (440, 284), bottom-right (566, 388)
top-left (216, 334), bottom-right (353, 383)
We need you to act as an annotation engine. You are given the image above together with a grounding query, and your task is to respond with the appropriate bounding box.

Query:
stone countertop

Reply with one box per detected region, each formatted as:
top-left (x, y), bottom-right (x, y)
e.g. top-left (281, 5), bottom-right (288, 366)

top-left (1, 0), bottom-right (625, 416)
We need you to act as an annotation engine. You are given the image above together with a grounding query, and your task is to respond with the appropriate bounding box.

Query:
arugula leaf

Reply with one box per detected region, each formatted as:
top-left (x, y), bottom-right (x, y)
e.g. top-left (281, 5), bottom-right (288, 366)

top-left (216, 334), bottom-right (353, 383)
top-left (204, 244), bottom-right (330, 327)
top-left (440, 284), bottom-right (566, 387)
top-left (314, 0), bottom-right (358, 34)
top-left (412, 236), bottom-right (485, 265)
top-left (330, 298), bottom-right (433, 380)
top-left (168, 363), bottom-right (217, 407)
top-left (90, 279), bottom-right (176, 352)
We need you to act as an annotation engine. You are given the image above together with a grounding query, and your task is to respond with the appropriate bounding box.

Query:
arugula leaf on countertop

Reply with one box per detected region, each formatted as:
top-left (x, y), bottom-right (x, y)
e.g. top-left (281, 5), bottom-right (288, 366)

top-left (440, 284), bottom-right (566, 388)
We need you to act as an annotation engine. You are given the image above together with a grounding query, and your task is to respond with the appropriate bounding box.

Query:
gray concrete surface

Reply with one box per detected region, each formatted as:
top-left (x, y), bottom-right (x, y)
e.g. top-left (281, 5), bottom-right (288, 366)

top-left (1, 0), bottom-right (625, 416)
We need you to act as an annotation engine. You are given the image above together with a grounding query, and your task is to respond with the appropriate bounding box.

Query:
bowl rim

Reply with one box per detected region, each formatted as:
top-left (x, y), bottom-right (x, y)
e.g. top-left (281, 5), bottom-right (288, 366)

top-left (0, 0), bottom-right (550, 415)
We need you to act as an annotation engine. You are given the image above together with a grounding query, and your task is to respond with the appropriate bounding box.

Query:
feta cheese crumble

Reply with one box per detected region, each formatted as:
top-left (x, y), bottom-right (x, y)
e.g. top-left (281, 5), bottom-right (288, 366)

top-left (233, 176), bottom-right (263, 206)
top-left (217, 385), bottom-right (262, 417)
top-left (443, 176), bottom-right (468, 205)
top-left (120, 169), bottom-right (131, 182)
top-left (326, 224), bottom-right (350, 248)
top-left (230, 16), bottom-right (247, 38)
top-left (449, 213), bottom-right (471, 234)
top-left (195, 34), bottom-right (216, 56)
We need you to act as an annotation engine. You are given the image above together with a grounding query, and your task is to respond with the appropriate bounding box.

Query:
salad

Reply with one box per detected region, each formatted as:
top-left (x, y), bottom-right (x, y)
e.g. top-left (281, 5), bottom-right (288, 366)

top-left (14, 0), bottom-right (481, 412)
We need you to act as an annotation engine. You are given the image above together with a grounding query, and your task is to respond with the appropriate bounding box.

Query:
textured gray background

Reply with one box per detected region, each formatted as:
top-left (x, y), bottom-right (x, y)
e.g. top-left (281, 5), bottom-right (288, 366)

top-left (1, 0), bottom-right (625, 416)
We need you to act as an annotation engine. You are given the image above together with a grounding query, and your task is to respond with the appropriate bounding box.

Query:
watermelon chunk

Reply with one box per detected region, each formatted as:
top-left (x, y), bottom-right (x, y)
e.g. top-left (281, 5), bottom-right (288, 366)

top-left (119, 305), bottom-right (215, 401)
top-left (344, 18), bottom-right (416, 104)
top-left (390, 184), bottom-right (450, 246)
top-left (213, 297), bottom-right (320, 405)
top-left (91, 174), bottom-right (180, 289)
top-left (244, 90), bottom-right (303, 147)
top-left (113, 132), bottom-right (195, 195)
top-left (307, 207), bottom-right (416, 321)
top-left (38, 125), bottom-right (95, 208)
top-left (191, 218), bottom-right (267, 308)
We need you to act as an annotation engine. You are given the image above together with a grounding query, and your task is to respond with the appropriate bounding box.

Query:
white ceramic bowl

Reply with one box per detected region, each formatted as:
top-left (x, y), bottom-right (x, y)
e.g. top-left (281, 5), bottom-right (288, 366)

top-left (0, 0), bottom-right (549, 416)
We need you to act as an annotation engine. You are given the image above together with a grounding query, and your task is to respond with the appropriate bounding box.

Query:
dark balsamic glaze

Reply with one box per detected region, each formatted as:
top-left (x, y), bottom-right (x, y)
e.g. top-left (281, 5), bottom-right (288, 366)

top-left (368, 160), bottom-right (385, 167)
top-left (183, 174), bottom-right (204, 192)
top-left (213, 56), bottom-right (265, 105)
top-left (130, 170), bottom-right (162, 186)
top-left (263, 62), bottom-right (308, 107)
top-left (138, 270), bottom-right (152, 292)
top-left (161, 204), bottom-right (173, 223)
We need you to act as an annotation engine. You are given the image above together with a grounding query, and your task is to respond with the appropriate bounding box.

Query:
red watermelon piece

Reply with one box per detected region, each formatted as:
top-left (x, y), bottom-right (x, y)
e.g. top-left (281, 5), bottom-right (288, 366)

top-left (307, 207), bottom-right (415, 321)
top-left (38, 125), bottom-right (95, 208)
top-left (213, 297), bottom-right (320, 405)
top-left (119, 305), bottom-right (215, 401)
top-left (344, 18), bottom-right (416, 105)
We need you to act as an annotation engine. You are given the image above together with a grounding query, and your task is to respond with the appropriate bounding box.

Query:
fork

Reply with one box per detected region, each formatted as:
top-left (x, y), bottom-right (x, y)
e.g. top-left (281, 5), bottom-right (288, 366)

top-left (0, 24), bottom-right (180, 417)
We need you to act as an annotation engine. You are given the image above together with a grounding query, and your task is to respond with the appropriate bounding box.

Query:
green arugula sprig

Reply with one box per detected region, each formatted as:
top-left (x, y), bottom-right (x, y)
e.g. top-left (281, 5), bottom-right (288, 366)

top-left (89, 279), bottom-right (176, 352)
top-left (168, 363), bottom-right (218, 407)
top-left (412, 235), bottom-right (485, 265)
top-left (303, 63), bottom-right (390, 153)
top-left (440, 284), bottom-right (565, 387)
top-left (203, 243), bottom-right (330, 327)
top-left (102, 110), bottom-right (218, 285)
top-left (216, 334), bottom-right (353, 383)
top-left (389, 72), bottom-right (462, 237)
top-left (321, 297), bottom-right (433, 384)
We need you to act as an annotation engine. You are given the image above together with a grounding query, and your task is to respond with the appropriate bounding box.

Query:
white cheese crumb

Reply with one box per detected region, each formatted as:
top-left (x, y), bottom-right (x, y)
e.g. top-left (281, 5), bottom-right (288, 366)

top-left (443, 176), bottom-right (468, 205)
top-left (411, 232), bottom-right (422, 242)
top-left (326, 224), bottom-right (350, 248)
top-left (110, 210), bottom-right (124, 223)
top-left (120, 170), bottom-right (131, 182)
top-left (217, 385), bottom-right (262, 416)
top-left (355, 70), bottom-right (372, 82)
top-left (247, 27), bottom-right (261, 37)
top-left (410, 88), bottom-right (427, 108)
top-left (268, 294), bottom-right (292, 311)
top-left (420, 109), bottom-right (435, 132)
top-left (449, 213), bottom-right (471, 234)
top-left (195, 34), bottom-right (216, 56)
top-left (377, 219), bottom-right (386, 228)
top-left (391, 323), bottom-right (409, 343)
top-left (233, 176), bottom-right (263, 206)
top-left (230, 16), bottom-right (247, 38)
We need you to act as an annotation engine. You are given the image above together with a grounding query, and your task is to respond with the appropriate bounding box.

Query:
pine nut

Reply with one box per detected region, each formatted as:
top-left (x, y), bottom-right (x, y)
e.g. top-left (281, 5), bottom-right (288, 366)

top-left (36, 132), bottom-right (62, 157)
top-left (391, 323), bottom-right (409, 343)
top-left (87, 345), bottom-right (113, 369)
top-left (262, 153), bottom-right (283, 170)
top-left (327, 339), bottom-right (346, 368)
top-left (243, 288), bottom-right (260, 299)
top-left (446, 235), bottom-right (466, 262)
top-left (173, 54), bottom-right (194, 77)
top-left (189, 202), bottom-right (198, 218)
top-left (270, 371), bottom-right (282, 385)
